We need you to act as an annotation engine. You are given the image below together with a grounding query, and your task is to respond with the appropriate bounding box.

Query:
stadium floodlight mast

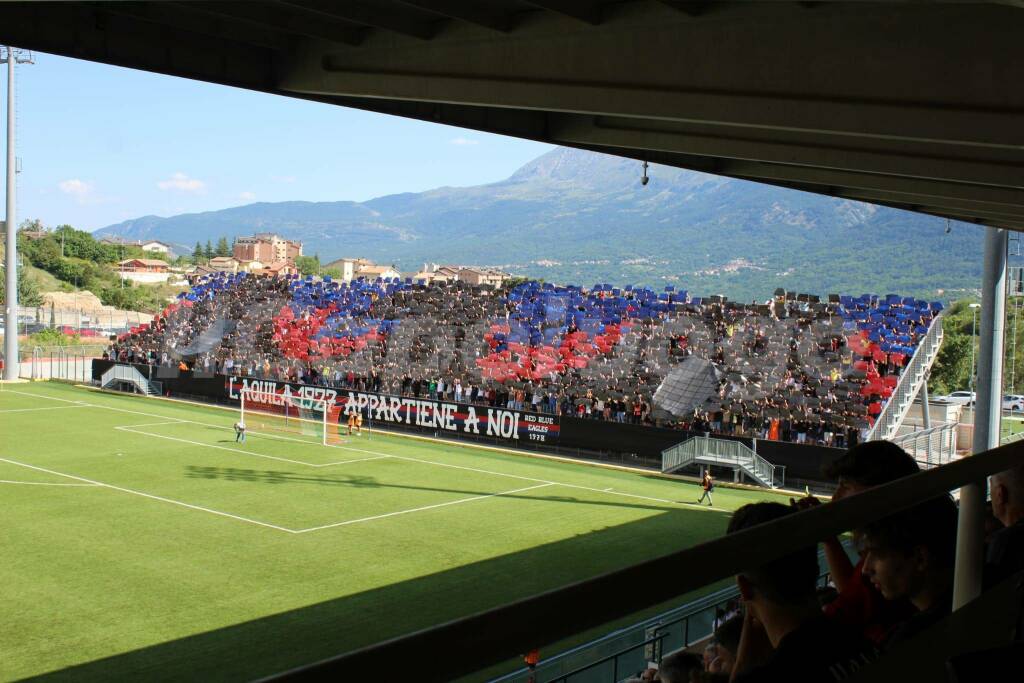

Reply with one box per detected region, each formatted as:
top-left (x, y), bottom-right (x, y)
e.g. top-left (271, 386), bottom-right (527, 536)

top-left (3, 46), bottom-right (33, 381)
top-left (968, 302), bottom-right (981, 396)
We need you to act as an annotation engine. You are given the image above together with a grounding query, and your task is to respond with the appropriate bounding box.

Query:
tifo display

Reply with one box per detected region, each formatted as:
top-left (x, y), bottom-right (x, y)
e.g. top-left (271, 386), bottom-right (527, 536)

top-left (106, 273), bottom-right (941, 449)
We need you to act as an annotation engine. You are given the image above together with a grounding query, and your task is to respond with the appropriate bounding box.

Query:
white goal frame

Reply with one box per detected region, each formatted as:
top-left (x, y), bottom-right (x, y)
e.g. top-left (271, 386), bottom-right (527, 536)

top-left (239, 391), bottom-right (331, 446)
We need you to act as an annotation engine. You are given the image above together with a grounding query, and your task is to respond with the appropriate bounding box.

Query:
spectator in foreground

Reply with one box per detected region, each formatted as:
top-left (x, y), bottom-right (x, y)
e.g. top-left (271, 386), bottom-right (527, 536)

top-left (657, 650), bottom-right (704, 683)
top-left (726, 502), bottom-right (878, 682)
top-left (792, 441), bottom-right (919, 644)
top-left (859, 494), bottom-right (958, 649)
top-left (988, 463), bottom-right (1024, 586)
top-left (709, 614), bottom-right (743, 675)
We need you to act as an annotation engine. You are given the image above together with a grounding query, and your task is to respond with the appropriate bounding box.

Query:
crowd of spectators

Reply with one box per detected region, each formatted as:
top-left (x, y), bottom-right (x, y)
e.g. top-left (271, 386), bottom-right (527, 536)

top-left (625, 442), bottom-right (1024, 682)
top-left (105, 272), bottom-right (940, 448)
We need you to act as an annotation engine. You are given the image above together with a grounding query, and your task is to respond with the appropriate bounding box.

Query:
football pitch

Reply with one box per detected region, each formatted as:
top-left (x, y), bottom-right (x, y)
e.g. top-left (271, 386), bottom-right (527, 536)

top-left (1, 382), bottom-right (784, 681)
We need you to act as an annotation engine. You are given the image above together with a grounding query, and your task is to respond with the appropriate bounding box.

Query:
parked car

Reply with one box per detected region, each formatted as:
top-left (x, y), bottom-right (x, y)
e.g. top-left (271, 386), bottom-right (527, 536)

top-left (1004, 395), bottom-right (1024, 411)
top-left (935, 390), bottom-right (976, 405)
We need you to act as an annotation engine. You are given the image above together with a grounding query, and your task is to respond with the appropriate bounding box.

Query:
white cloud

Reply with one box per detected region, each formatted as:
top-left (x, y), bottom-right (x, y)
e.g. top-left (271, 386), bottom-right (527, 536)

top-left (449, 137), bottom-right (480, 146)
top-left (157, 172), bottom-right (206, 193)
top-left (58, 179), bottom-right (93, 202)
top-left (239, 191), bottom-right (257, 201)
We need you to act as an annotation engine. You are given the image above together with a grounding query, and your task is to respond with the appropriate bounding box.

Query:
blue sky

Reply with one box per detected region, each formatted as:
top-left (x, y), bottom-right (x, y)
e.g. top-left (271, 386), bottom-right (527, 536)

top-left (5, 52), bottom-right (553, 231)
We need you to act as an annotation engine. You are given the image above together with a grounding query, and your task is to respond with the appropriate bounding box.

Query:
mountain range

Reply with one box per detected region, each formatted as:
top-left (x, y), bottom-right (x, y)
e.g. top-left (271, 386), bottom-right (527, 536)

top-left (96, 147), bottom-right (983, 301)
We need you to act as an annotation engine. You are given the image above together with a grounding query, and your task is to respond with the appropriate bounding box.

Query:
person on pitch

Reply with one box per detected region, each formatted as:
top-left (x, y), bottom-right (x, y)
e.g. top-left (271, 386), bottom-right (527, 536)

top-left (355, 411), bottom-right (364, 436)
top-left (697, 469), bottom-right (715, 506)
top-left (234, 420), bottom-right (246, 443)
top-left (347, 411), bottom-right (357, 436)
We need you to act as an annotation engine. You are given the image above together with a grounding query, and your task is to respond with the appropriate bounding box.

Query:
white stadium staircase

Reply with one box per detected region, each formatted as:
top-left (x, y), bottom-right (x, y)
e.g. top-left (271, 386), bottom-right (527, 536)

top-left (868, 315), bottom-right (944, 441)
top-left (101, 364), bottom-right (161, 397)
top-left (662, 434), bottom-right (784, 489)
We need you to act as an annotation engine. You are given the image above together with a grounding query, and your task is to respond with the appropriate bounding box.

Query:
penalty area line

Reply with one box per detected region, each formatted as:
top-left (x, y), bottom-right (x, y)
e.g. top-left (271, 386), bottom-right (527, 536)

top-left (114, 425), bottom-right (390, 468)
top-left (0, 456), bottom-right (297, 533)
top-left (295, 482), bottom-right (555, 533)
top-left (0, 479), bottom-right (99, 487)
top-left (0, 404), bottom-right (93, 413)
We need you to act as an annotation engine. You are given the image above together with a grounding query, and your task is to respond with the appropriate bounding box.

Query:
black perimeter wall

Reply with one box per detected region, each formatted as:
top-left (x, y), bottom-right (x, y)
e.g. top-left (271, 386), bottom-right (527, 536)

top-left (92, 360), bottom-right (844, 485)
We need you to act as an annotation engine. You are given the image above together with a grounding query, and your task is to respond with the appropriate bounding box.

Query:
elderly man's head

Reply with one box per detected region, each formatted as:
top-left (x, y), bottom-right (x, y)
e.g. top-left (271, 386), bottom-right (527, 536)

top-left (991, 464), bottom-right (1024, 527)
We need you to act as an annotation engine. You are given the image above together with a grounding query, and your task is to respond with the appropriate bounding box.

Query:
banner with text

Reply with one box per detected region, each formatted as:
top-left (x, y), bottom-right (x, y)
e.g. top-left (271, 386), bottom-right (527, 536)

top-left (226, 376), bottom-right (560, 445)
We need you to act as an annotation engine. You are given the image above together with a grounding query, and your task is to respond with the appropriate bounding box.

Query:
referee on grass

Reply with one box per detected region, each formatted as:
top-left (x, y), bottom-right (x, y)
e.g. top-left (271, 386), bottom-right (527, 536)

top-left (234, 420), bottom-right (246, 443)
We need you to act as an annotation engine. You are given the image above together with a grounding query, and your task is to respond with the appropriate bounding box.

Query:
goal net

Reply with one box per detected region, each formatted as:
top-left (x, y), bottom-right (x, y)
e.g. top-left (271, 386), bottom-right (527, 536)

top-left (239, 391), bottom-right (348, 446)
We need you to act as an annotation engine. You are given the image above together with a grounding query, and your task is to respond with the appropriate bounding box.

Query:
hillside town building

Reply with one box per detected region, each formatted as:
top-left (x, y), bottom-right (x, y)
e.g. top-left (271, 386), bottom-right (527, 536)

top-left (233, 233), bottom-right (302, 265)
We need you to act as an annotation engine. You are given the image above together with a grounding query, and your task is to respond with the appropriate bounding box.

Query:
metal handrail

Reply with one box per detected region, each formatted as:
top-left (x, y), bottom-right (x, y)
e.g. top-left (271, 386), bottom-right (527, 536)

top-left (547, 633), bottom-right (668, 683)
top-left (261, 442), bottom-right (1019, 683)
top-left (890, 421), bottom-right (958, 468)
top-left (1003, 429), bottom-right (1024, 445)
top-left (488, 585), bottom-right (738, 683)
top-left (662, 434), bottom-right (782, 488)
top-left (869, 315), bottom-right (944, 441)
top-left (490, 548), bottom-right (838, 683)
top-left (101, 363), bottom-right (154, 394)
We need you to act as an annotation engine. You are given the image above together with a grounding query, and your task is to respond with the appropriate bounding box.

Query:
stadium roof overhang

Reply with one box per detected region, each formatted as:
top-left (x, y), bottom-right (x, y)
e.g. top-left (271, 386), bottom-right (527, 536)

top-left (2, 0), bottom-right (1023, 231)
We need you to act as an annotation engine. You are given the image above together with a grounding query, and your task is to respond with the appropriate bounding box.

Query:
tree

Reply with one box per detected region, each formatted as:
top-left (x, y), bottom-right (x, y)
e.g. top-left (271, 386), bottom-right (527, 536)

top-left (50, 225), bottom-right (108, 262)
top-left (930, 333), bottom-right (972, 395)
top-left (295, 255), bottom-right (320, 276)
top-left (0, 267), bottom-right (44, 307)
top-left (18, 218), bottom-right (44, 233)
top-left (215, 237), bottom-right (230, 257)
top-left (204, 240), bottom-right (214, 260)
top-left (193, 241), bottom-right (204, 263)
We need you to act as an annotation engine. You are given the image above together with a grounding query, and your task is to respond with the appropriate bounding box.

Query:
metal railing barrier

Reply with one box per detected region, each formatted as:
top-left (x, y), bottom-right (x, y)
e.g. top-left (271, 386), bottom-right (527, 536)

top-left (662, 434), bottom-right (784, 488)
top-left (490, 547), bottom-right (840, 683)
top-left (100, 363), bottom-right (159, 396)
top-left (870, 315), bottom-right (945, 441)
top-left (259, 440), bottom-right (1018, 683)
top-left (890, 421), bottom-right (959, 469)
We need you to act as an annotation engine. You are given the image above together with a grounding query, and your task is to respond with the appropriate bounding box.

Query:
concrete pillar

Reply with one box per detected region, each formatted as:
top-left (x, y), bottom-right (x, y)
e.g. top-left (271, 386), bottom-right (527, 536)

top-left (954, 228), bottom-right (1007, 609)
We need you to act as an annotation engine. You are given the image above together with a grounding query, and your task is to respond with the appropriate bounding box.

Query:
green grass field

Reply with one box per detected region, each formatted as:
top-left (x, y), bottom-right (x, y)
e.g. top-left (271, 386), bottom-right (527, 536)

top-left (1, 382), bottom-right (784, 682)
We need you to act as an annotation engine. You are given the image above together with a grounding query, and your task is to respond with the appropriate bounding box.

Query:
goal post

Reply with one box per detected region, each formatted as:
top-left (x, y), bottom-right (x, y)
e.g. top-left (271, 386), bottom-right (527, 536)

top-left (239, 391), bottom-right (345, 446)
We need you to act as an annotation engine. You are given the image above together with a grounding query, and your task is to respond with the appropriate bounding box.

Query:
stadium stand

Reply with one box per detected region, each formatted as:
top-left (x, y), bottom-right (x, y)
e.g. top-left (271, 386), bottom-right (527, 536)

top-left (106, 273), bottom-right (941, 448)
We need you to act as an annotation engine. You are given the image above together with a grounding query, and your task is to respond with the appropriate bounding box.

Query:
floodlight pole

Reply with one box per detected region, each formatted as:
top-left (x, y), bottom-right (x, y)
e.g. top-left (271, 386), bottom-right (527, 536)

top-left (3, 47), bottom-right (31, 381)
top-left (954, 228), bottom-right (1008, 610)
top-left (969, 304), bottom-right (979, 395)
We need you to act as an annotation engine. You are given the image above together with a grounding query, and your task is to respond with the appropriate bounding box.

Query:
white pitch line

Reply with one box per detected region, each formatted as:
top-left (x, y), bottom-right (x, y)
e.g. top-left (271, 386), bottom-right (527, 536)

top-left (0, 456), bottom-right (297, 533)
top-left (295, 483), bottom-right (554, 533)
top-left (332, 448), bottom-right (691, 508)
top-left (0, 405), bottom-right (92, 413)
top-left (115, 426), bottom-right (388, 468)
top-left (9, 389), bottom-right (332, 448)
top-left (115, 426), bottom-right (328, 467)
top-left (317, 456), bottom-right (393, 467)
top-left (116, 420), bottom-right (188, 429)
top-left (0, 479), bottom-right (99, 487)
top-left (10, 389), bottom-right (706, 510)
